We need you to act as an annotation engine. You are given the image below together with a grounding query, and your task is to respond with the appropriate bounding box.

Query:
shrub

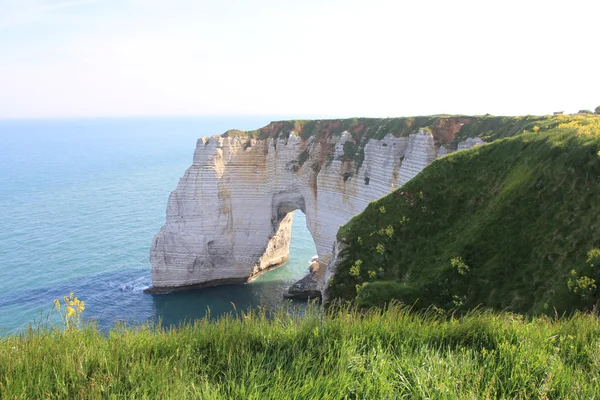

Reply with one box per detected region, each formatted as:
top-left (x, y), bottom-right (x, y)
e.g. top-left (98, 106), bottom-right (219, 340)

top-left (451, 257), bottom-right (470, 276)
top-left (349, 259), bottom-right (362, 278)
top-left (568, 270), bottom-right (597, 299)
top-left (587, 248), bottom-right (600, 269)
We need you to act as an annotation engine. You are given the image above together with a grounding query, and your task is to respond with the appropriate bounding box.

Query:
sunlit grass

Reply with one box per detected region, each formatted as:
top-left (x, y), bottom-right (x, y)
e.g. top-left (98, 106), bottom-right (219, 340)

top-left (1, 302), bottom-right (600, 398)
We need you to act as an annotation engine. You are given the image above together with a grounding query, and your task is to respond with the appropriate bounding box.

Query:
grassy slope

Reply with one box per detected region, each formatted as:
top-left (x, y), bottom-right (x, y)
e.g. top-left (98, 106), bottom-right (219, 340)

top-left (330, 115), bottom-right (600, 314)
top-left (2, 304), bottom-right (600, 399)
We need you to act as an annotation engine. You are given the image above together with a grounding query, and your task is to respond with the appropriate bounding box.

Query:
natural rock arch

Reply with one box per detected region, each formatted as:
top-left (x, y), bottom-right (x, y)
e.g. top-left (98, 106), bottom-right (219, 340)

top-left (149, 123), bottom-right (480, 293)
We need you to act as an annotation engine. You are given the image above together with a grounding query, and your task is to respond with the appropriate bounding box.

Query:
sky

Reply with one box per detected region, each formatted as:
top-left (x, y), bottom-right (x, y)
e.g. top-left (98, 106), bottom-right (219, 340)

top-left (0, 0), bottom-right (598, 119)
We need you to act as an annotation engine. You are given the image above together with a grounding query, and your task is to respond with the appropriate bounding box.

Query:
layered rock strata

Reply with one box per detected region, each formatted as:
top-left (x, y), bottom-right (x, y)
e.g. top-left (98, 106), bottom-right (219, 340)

top-left (149, 120), bottom-right (484, 293)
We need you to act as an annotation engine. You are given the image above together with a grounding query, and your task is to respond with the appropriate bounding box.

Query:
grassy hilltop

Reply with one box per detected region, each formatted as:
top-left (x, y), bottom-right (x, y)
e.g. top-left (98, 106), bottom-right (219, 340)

top-left (329, 113), bottom-right (600, 314)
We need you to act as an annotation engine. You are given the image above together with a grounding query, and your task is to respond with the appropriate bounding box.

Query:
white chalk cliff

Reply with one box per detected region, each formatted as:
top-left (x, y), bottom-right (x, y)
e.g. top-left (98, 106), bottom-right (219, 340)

top-left (149, 120), bottom-right (483, 293)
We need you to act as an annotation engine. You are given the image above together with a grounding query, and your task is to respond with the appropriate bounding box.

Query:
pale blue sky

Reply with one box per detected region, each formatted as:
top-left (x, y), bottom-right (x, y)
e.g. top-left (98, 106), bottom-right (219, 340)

top-left (0, 0), bottom-right (598, 119)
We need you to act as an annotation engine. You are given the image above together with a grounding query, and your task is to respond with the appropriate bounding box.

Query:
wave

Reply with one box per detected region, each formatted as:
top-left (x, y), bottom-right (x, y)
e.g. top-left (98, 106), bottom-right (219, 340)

top-left (115, 274), bottom-right (151, 293)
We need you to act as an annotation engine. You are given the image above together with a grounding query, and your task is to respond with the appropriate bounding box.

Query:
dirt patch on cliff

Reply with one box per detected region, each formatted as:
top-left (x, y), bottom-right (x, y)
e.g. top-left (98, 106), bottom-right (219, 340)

top-left (430, 118), bottom-right (473, 147)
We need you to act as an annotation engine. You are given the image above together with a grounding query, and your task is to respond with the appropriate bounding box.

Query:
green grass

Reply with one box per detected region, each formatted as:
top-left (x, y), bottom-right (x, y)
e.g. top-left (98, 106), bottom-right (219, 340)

top-left (330, 115), bottom-right (600, 314)
top-left (2, 303), bottom-right (600, 399)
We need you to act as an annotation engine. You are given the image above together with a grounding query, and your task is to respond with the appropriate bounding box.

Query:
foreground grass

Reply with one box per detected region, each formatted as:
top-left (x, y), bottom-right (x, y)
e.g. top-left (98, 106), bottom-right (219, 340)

top-left (2, 303), bottom-right (600, 399)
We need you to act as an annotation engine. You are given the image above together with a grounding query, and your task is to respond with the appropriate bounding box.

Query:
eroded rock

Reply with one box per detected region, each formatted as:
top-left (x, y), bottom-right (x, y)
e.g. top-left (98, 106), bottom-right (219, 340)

top-left (284, 257), bottom-right (322, 299)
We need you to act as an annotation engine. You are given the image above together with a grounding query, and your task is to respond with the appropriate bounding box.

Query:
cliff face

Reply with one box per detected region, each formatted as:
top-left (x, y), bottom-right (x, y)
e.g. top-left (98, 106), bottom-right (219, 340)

top-left (149, 118), bottom-right (488, 292)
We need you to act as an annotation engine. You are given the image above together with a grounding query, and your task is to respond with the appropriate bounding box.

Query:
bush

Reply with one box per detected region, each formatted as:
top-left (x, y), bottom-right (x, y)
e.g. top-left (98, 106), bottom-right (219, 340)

top-left (568, 270), bottom-right (597, 299)
top-left (587, 248), bottom-right (600, 269)
top-left (451, 256), bottom-right (470, 275)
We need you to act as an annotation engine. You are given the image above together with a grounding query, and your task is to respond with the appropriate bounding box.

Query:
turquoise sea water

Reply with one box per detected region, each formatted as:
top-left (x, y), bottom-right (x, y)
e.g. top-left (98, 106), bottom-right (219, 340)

top-left (0, 117), bottom-right (317, 334)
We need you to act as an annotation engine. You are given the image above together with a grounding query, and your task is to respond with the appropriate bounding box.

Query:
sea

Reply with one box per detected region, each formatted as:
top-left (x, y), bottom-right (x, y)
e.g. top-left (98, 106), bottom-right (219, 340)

top-left (0, 117), bottom-right (317, 334)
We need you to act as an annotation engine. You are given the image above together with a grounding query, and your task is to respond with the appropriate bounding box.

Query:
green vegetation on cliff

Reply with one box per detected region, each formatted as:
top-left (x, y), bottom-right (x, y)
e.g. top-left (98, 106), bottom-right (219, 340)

top-left (330, 114), bottom-right (600, 314)
top-left (3, 304), bottom-right (600, 398)
top-left (223, 115), bottom-right (552, 146)
top-left (223, 114), bottom-right (586, 173)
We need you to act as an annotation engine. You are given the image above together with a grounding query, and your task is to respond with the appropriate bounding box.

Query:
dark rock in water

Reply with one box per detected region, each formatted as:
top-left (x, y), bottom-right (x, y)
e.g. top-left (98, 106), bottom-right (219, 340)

top-left (284, 259), bottom-right (322, 299)
top-left (284, 273), bottom-right (321, 299)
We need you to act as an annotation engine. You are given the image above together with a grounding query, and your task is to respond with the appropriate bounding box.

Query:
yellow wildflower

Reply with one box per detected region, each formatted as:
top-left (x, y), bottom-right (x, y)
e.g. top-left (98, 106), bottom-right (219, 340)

top-left (54, 292), bottom-right (85, 329)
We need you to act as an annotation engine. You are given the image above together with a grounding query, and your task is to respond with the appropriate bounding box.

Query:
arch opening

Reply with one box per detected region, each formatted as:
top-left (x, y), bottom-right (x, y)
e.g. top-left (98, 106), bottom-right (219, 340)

top-left (252, 191), bottom-right (316, 276)
top-left (256, 192), bottom-right (321, 298)
top-left (253, 191), bottom-right (311, 278)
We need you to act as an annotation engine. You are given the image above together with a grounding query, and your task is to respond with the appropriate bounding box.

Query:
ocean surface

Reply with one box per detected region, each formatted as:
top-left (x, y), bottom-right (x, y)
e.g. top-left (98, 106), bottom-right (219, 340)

top-left (0, 117), bottom-right (317, 334)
